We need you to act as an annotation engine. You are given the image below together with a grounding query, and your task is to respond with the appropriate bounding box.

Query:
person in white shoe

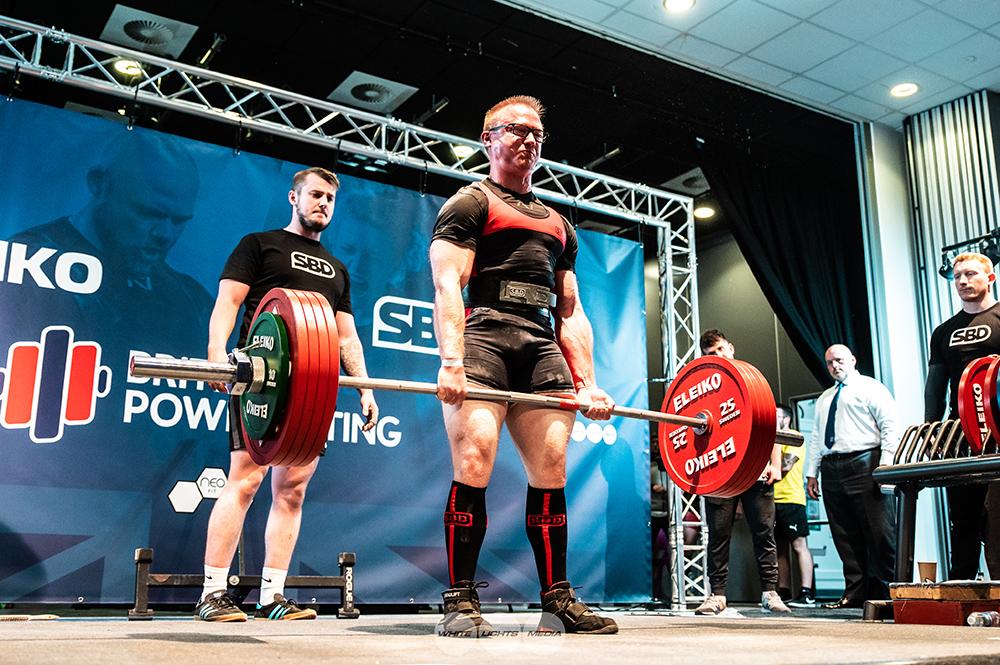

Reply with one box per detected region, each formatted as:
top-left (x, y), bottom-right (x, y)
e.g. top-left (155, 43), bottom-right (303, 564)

top-left (773, 404), bottom-right (815, 608)
top-left (694, 330), bottom-right (790, 615)
top-left (195, 167), bottom-right (379, 622)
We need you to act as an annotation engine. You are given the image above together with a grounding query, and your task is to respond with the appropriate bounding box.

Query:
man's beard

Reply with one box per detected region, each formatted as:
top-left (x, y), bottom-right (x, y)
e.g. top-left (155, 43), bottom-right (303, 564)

top-left (296, 206), bottom-right (330, 231)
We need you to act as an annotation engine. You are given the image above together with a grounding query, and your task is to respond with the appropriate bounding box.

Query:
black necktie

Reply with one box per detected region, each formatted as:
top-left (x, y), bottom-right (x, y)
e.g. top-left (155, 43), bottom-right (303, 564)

top-left (824, 382), bottom-right (843, 449)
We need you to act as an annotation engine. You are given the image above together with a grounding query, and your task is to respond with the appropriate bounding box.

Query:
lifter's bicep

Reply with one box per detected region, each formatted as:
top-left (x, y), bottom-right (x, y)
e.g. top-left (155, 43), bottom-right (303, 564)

top-left (430, 239), bottom-right (474, 290)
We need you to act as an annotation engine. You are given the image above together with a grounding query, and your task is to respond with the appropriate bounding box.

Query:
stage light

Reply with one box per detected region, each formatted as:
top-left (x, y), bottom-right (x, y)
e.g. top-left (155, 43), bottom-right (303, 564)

top-left (113, 59), bottom-right (143, 77)
top-left (452, 145), bottom-right (476, 159)
top-left (694, 205), bottom-right (715, 220)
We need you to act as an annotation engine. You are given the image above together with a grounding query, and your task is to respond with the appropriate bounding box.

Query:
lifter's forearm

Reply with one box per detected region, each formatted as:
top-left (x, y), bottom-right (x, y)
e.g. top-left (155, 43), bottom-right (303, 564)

top-left (433, 280), bottom-right (466, 361)
top-left (207, 300), bottom-right (241, 357)
top-left (340, 336), bottom-right (369, 378)
top-left (556, 309), bottom-right (597, 389)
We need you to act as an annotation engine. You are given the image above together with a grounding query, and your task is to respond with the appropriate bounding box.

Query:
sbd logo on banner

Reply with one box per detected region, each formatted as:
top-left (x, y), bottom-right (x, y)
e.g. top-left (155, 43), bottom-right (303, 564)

top-left (0, 325), bottom-right (112, 443)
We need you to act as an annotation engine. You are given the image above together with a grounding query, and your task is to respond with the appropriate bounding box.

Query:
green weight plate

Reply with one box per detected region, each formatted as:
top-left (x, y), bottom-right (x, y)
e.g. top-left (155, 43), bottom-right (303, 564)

top-left (240, 311), bottom-right (291, 440)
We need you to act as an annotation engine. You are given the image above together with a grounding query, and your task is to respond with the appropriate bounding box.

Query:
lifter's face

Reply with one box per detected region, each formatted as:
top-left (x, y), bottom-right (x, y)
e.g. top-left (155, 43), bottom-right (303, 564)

top-left (290, 173), bottom-right (337, 231)
top-left (702, 338), bottom-right (735, 359)
top-left (953, 259), bottom-right (995, 303)
top-left (482, 103), bottom-right (543, 178)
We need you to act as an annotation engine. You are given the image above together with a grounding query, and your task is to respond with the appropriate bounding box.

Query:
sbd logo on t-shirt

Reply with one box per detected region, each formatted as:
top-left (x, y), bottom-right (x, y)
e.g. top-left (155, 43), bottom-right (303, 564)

top-left (950, 325), bottom-right (991, 346)
top-left (290, 251), bottom-right (335, 279)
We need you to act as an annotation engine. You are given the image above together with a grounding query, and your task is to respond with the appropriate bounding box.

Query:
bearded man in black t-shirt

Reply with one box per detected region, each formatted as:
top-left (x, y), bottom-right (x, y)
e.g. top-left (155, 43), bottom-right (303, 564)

top-left (926, 252), bottom-right (1000, 580)
top-left (194, 167), bottom-right (378, 622)
top-left (428, 95), bottom-right (617, 636)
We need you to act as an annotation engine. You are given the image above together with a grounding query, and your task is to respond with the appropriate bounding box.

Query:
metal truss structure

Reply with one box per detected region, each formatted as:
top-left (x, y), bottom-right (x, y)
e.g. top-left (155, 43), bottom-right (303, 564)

top-left (658, 220), bottom-right (704, 609)
top-left (0, 14), bottom-right (704, 606)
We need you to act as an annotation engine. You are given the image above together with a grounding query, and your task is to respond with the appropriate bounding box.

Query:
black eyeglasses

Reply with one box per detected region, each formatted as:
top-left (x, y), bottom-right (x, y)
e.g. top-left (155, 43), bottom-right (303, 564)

top-left (485, 122), bottom-right (549, 143)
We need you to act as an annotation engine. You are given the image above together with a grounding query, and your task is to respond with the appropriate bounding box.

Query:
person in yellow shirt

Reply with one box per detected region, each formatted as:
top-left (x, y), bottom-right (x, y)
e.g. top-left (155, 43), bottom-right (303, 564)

top-left (774, 404), bottom-right (815, 607)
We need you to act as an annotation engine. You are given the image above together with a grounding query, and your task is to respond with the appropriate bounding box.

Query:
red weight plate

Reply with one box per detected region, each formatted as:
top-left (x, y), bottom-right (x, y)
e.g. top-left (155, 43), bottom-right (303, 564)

top-left (279, 290), bottom-right (317, 466)
top-left (957, 356), bottom-right (996, 454)
top-left (723, 360), bottom-right (766, 495)
top-left (659, 356), bottom-right (763, 497)
top-left (284, 289), bottom-right (333, 466)
top-left (723, 360), bottom-right (774, 496)
top-left (689, 357), bottom-right (771, 498)
top-left (979, 355), bottom-right (1000, 455)
top-left (307, 290), bottom-right (340, 460)
top-left (290, 291), bottom-right (339, 465)
top-left (242, 289), bottom-right (313, 466)
top-left (710, 360), bottom-right (757, 496)
top-left (741, 361), bottom-right (776, 482)
top-left (734, 360), bottom-right (778, 492)
top-left (719, 360), bottom-right (769, 496)
top-left (277, 290), bottom-right (323, 466)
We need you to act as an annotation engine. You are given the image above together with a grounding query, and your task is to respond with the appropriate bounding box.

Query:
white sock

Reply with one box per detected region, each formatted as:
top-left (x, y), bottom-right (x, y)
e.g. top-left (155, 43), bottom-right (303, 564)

top-left (201, 565), bottom-right (229, 602)
top-left (260, 567), bottom-right (287, 605)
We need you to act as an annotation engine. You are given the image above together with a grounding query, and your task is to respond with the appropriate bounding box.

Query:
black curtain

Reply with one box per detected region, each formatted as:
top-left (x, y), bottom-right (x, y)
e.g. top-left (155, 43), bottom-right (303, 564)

top-left (698, 141), bottom-right (873, 383)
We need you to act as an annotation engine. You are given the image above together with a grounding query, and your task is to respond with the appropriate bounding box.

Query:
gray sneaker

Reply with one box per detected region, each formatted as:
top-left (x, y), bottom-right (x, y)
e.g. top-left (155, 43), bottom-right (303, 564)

top-left (695, 594), bottom-right (727, 615)
top-left (761, 590), bottom-right (792, 613)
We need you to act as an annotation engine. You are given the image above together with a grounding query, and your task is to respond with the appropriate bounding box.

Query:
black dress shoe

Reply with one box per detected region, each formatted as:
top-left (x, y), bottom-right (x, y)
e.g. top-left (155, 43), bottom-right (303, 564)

top-left (823, 597), bottom-right (863, 609)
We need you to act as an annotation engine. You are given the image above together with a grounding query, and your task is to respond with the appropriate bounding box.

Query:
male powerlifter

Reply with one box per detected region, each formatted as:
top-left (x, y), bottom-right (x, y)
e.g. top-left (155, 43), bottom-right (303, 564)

top-left (925, 252), bottom-right (1000, 580)
top-left (428, 95), bottom-right (618, 636)
top-left (195, 167), bottom-right (378, 621)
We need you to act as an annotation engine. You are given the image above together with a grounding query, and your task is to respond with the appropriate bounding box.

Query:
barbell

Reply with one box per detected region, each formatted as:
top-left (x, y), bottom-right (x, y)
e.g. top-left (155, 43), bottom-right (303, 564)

top-left (130, 288), bottom-right (804, 497)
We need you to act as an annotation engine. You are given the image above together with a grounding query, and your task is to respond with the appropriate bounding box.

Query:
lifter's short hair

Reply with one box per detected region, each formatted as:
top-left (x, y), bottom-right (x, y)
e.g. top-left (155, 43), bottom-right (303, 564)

top-left (483, 95), bottom-right (546, 131)
top-left (292, 167), bottom-right (340, 193)
top-left (952, 252), bottom-right (994, 275)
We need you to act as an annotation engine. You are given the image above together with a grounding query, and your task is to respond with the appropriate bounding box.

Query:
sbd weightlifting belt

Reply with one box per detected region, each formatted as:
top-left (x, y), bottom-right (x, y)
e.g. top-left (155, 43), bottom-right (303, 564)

top-left (466, 276), bottom-right (556, 312)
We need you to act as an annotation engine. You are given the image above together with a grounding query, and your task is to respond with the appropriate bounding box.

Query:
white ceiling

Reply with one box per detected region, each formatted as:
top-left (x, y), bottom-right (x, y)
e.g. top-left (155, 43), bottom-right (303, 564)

top-left (501, 0), bottom-right (1000, 128)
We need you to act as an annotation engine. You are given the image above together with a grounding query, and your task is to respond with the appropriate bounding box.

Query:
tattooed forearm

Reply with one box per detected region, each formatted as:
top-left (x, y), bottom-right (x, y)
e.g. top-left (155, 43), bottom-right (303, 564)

top-left (340, 337), bottom-right (368, 378)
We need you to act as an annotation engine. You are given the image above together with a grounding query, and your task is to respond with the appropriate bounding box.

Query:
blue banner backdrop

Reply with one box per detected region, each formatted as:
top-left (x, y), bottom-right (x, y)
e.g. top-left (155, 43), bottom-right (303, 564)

top-left (0, 98), bottom-right (650, 604)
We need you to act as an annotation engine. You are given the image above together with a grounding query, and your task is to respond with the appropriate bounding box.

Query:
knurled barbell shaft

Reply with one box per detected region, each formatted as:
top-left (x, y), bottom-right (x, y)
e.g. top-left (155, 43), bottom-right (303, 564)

top-left (129, 356), bottom-right (804, 447)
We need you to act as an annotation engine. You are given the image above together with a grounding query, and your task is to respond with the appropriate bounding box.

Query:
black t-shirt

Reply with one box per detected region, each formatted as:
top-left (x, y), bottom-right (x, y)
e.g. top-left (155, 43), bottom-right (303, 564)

top-left (928, 302), bottom-right (1000, 414)
top-left (431, 178), bottom-right (577, 290)
top-left (221, 229), bottom-right (352, 343)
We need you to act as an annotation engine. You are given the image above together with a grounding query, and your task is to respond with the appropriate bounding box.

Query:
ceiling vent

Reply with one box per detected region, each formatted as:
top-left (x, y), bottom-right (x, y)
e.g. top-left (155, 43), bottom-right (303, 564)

top-left (327, 71), bottom-right (418, 114)
top-left (99, 5), bottom-right (198, 58)
top-left (660, 167), bottom-right (710, 197)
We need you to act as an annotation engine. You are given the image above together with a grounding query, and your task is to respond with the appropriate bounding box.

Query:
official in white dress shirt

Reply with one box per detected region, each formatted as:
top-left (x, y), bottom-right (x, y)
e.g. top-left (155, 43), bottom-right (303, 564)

top-left (806, 344), bottom-right (899, 608)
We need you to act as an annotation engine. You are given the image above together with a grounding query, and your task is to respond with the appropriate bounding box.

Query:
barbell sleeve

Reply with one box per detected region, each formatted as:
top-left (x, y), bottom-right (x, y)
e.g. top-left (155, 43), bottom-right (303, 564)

top-left (130, 355), bottom-right (237, 383)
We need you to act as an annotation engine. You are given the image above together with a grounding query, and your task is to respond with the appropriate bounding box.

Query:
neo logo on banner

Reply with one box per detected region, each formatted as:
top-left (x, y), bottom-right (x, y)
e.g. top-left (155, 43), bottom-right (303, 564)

top-left (372, 295), bottom-right (438, 355)
top-left (168, 467), bottom-right (227, 513)
top-left (0, 241), bottom-right (103, 294)
top-left (0, 326), bottom-right (112, 443)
